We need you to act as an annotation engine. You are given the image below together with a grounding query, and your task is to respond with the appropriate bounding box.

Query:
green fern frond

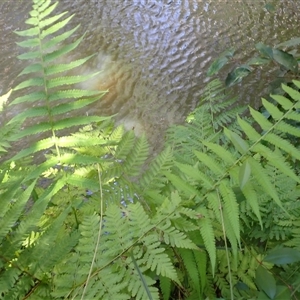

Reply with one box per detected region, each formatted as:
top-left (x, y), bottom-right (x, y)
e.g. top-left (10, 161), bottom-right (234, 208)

top-left (196, 207), bottom-right (216, 273)
top-left (9, 0), bottom-right (107, 161)
top-left (159, 275), bottom-right (172, 300)
top-left (0, 180), bottom-right (36, 242)
top-left (178, 248), bottom-right (203, 298)
top-left (219, 180), bottom-right (240, 244)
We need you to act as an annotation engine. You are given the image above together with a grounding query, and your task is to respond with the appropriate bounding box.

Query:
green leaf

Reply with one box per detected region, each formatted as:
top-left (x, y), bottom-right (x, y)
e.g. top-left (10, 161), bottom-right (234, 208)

top-left (264, 247), bottom-right (300, 265)
top-left (272, 49), bottom-right (298, 72)
top-left (274, 285), bottom-right (291, 300)
top-left (255, 265), bottom-right (277, 299)
top-left (197, 207), bottom-right (216, 275)
top-left (261, 98), bottom-right (283, 120)
top-left (239, 159), bottom-right (251, 189)
top-left (241, 180), bottom-right (262, 228)
top-left (265, 3), bottom-right (276, 13)
top-left (207, 56), bottom-right (228, 77)
top-left (255, 42), bottom-right (273, 59)
top-left (224, 127), bottom-right (249, 154)
top-left (248, 157), bottom-right (282, 209)
top-left (283, 81), bottom-right (300, 101)
top-left (247, 56), bottom-right (270, 66)
top-left (276, 37), bottom-right (300, 48)
top-left (237, 116), bottom-right (261, 142)
top-left (225, 65), bottom-right (252, 87)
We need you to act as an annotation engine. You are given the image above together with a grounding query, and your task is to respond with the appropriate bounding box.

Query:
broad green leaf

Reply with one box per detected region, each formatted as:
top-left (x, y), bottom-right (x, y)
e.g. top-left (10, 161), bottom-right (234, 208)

top-left (264, 247), bottom-right (300, 265)
top-left (274, 285), bottom-right (291, 300)
top-left (225, 65), bottom-right (252, 87)
top-left (255, 265), bottom-right (277, 299)
top-left (255, 42), bottom-right (273, 59)
top-left (239, 159), bottom-right (251, 189)
top-left (247, 56), bottom-right (270, 66)
top-left (207, 56), bottom-right (228, 77)
top-left (276, 37), bottom-right (300, 48)
top-left (272, 49), bottom-right (298, 72)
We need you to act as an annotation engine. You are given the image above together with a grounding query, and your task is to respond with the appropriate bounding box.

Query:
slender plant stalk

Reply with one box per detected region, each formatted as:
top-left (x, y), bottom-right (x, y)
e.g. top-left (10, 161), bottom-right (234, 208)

top-left (80, 163), bottom-right (104, 300)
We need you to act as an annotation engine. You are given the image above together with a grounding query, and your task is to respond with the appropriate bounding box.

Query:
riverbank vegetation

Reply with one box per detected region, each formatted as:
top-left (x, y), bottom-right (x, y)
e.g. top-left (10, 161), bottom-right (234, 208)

top-left (1, 0), bottom-right (300, 299)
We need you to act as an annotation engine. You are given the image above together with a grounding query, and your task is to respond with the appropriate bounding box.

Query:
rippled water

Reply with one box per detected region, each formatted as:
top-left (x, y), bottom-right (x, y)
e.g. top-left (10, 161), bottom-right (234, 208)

top-left (1, 0), bottom-right (299, 151)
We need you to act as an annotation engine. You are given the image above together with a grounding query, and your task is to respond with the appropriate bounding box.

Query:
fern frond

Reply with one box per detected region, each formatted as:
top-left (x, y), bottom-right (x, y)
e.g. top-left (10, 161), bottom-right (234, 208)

top-left (196, 207), bottom-right (216, 273)
top-left (9, 0), bottom-right (108, 161)
top-left (219, 181), bottom-right (240, 244)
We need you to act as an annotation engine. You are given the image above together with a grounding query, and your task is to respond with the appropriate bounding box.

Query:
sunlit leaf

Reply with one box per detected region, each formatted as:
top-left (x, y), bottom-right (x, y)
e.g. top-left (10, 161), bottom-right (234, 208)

top-left (0, 89), bottom-right (12, 111)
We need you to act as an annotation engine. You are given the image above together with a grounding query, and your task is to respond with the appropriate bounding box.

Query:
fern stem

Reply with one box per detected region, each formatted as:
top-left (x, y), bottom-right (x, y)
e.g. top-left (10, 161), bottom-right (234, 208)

top-left (130, 251), bottom-right (153, 300)
top-left (80, 163), bottom-right (104, 300)
top-left (217, 190), bottom-right (234, 300)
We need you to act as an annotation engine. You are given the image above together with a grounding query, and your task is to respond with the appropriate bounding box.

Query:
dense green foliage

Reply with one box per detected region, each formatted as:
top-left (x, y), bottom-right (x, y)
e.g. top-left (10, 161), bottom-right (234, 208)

top-left (1, 0), bottom-right (300, 299)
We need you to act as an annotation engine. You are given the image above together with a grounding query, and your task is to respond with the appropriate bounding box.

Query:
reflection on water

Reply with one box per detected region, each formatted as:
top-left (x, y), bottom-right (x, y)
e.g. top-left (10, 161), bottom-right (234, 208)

top-left (0, 0), bottom-right (300, 150)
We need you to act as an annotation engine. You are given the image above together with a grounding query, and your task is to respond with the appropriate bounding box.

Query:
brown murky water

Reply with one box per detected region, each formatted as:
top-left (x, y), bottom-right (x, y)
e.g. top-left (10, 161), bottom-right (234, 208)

top-left (0, 0), bottom-right (299, 151)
